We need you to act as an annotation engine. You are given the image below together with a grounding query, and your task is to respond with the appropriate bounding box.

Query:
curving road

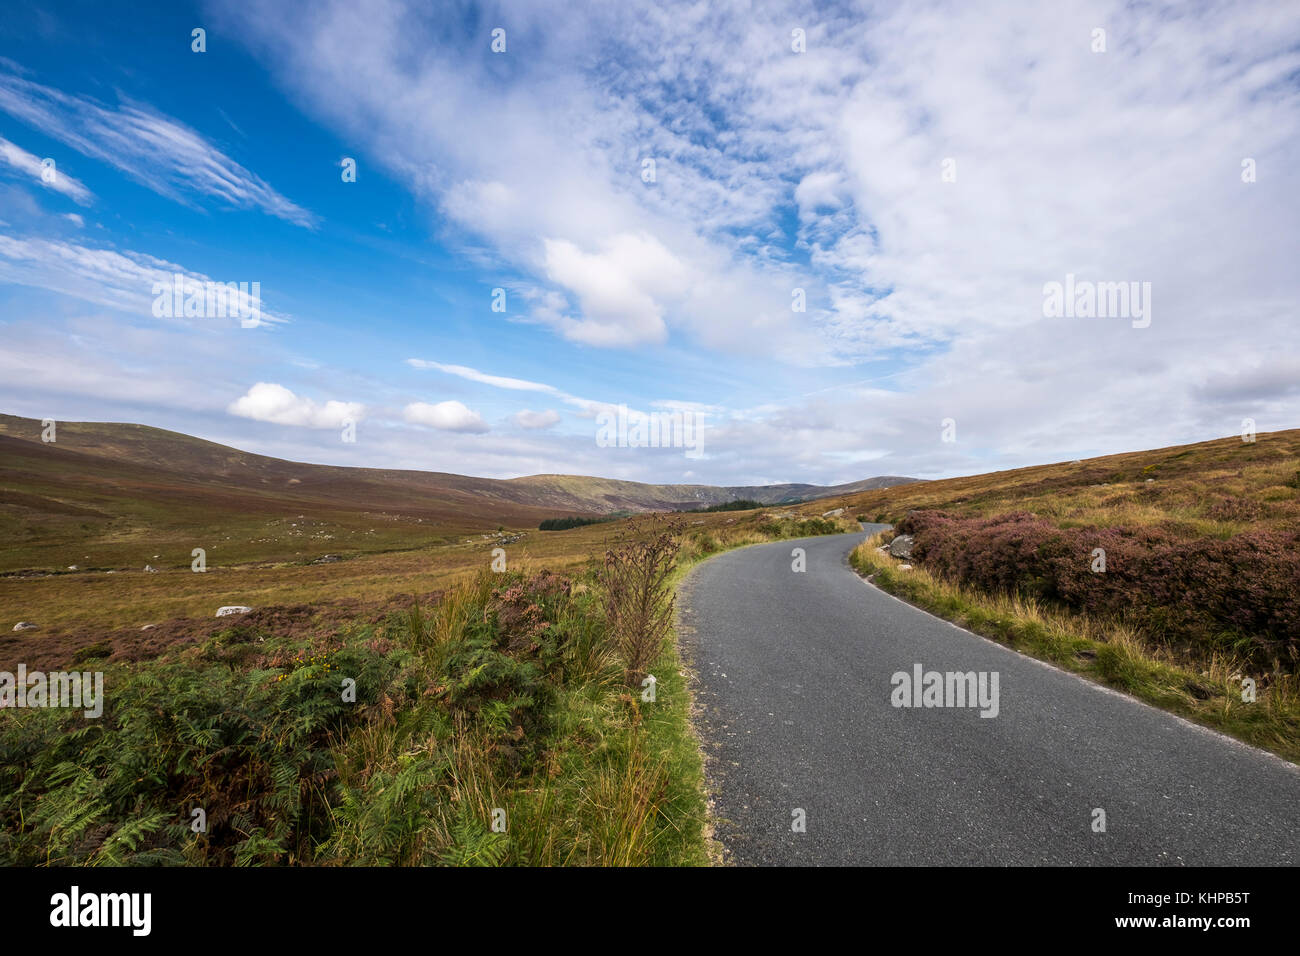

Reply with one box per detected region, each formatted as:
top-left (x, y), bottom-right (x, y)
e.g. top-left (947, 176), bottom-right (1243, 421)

top-left (678, 526), bottom-right (1300, 866)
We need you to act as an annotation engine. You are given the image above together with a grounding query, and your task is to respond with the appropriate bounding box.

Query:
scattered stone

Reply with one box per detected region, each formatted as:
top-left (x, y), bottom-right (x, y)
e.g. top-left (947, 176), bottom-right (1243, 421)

top-left (216, 606), bottom-right (253, 617)
top-left (144, 565), bottom-right (158, 572)
top-left (141, 624), bottom-right (156, 631)
top-left (821, 508), bottom-right (845, 518)
top-left (888, 534), bottom-right (915, 559)
top-left (1145, 478), bottom-right (1155, 483)
top-left (12, 621), bottom-right (38, 631)
top-left (67, 565), bottom-right (78, 571)
top-left (898, 564), bottom-right (913, 571)
top-left (312, 554), bottom-right (341, 564)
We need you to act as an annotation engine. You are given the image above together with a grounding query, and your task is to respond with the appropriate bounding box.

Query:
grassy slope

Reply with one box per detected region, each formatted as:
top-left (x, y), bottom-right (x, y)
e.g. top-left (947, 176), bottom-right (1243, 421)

top-left (0, 413), bottom-right (914, 577)
top-left (824, 428), bottom-right (1300, 534)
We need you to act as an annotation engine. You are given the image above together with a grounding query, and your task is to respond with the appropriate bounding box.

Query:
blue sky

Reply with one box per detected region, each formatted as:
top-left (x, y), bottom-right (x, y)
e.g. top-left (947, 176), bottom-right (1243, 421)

top-left (1, 0), bottom-right (1296, 486)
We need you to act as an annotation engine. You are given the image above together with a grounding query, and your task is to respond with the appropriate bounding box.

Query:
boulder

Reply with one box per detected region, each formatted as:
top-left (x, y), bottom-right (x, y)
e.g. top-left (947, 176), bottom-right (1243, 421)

top-left (821, 508), bottom-right (845, 518)
top-left (12, 621), bottom-right (38, 631)
top-left (216, 606), bottom-right (253, 617)
top-left (144, 565), bottom-right (158, 573)
top-left (888, 534), bottom-right (915, 559)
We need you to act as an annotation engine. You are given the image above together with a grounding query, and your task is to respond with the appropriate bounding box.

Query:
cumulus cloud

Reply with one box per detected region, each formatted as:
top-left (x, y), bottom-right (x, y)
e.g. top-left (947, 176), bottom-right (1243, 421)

top-left (228, 382), bottom-right (362, 428)
top-left (403, 400), bottom-right (489, 433)
top-left (540, 233), bottom-right (688, 346)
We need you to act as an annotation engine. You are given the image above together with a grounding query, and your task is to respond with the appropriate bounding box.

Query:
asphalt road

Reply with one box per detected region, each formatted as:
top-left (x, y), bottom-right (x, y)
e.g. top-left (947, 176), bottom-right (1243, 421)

top-left (678, 525), bottom-right (1300, 865)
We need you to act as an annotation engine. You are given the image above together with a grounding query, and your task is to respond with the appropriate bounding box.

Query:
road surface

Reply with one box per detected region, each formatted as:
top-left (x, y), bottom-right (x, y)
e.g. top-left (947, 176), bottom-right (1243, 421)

top-left (678, 525), bottom-right (1300, 865)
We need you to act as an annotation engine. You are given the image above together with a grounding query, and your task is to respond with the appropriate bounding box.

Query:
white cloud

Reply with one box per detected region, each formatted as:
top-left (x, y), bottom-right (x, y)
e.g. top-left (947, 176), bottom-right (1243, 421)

top-left (541, 233), bottom-right (687, 346)
top-left (406, 360), bottom-right (556, 393)
top-left (228, 382), bottom-right (362, 428)
top-left (8, 1), bottom-right (1297, 488)
top-left (513, 408), bottom-right (561, 429)
top-left (0, 234), bottom-right (288, 325)
top-left (403, 400), bottom-right (489, 433)
top-left (407, 358), bottom-right (604, 413)
top-left (0, 69), bottom-right (314, 226)
top-left (0, 136), bottom-right (93, 204)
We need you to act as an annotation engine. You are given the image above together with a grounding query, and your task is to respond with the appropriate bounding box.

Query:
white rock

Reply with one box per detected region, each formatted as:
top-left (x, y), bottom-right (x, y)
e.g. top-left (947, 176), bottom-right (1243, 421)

top-left (888, 534), bottom-right (915, 559)
top-left (13, 621), bottom-right (38, 631)
top-left (144, 565), bottom-right (158, 572)
top-left (216, 606), bottom-right (253, 617)
top-left (899, 564), bottom-right (913, 571)
top-left (821, 508), bottom-right (845, 518)
top-left (67, 565), bottom-right (78, 571)
top-left (141, 624), bottom-right (156, 631)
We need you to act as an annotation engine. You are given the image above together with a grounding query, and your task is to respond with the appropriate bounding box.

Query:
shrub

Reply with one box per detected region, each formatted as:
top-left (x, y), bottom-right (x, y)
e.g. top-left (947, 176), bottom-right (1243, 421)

top-left (600, 516), bottom-right (682, 685)
top-left (896, 509), bottom-right (1300, 669)
top-left (1205, 497), bottom-right (1263, 522)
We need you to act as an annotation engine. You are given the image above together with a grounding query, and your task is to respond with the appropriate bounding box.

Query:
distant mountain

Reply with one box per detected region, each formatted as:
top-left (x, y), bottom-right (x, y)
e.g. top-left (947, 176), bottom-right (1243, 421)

top-left (507, 473), bottom-right (919, 512)
top-left (0, 414), bottom-right (917, 571)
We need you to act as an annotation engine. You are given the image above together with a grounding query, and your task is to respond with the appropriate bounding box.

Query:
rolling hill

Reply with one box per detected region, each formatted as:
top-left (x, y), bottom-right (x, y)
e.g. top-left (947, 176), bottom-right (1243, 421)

top-left (0, 413), bottom-right (916, 572)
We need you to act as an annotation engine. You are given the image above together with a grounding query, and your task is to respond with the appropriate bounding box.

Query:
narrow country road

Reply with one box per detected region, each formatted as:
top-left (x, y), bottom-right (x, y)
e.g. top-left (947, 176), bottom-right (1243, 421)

top-left (678, 526), bottom-right (1300, 866)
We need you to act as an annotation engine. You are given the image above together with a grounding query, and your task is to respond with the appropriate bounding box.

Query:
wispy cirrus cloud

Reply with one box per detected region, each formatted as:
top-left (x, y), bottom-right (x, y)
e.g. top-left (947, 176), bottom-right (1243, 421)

top-left (0, 69), bottom-right (315, 227)
top-left (406, 359), bottom-right (558, 394)
top-left (0, 135), bottom-right (92, 204)
top-left (406, 358), bottom-right (602, 415)
top-left (0, 234), bottom-right (289, 326)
